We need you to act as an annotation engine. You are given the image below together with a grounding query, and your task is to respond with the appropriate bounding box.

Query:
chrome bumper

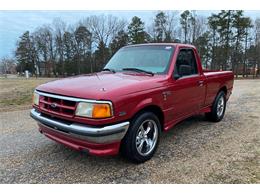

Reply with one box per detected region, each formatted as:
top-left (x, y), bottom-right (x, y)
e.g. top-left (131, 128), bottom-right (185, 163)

top-left (30, 109), bottom-right (130, 144)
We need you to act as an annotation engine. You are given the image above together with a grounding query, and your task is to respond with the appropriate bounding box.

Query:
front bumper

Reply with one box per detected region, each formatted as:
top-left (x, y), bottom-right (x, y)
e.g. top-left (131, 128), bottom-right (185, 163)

top-left (30, 109), bottom-right (130, 155)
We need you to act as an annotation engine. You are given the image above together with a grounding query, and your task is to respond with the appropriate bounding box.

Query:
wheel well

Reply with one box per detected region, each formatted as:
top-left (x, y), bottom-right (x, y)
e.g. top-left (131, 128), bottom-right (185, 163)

top-left (132, 105), bottom-right (164, 130)
top-left (219, 86), bottom-right (227, 95)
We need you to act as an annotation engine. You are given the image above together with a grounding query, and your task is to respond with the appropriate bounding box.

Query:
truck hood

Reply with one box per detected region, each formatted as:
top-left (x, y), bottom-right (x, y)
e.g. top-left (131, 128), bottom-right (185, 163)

top-left (36, 72), bottom-right (166, 100)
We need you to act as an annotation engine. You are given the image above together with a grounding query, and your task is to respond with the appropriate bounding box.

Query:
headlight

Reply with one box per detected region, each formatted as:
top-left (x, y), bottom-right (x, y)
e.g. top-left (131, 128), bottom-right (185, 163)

top-left (33, 92), bottom-right (40, 106)
top-left (75, 102), bottom-right (112, 118)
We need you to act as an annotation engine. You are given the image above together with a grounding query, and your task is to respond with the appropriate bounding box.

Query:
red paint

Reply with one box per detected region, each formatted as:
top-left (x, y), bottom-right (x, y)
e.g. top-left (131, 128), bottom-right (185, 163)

top-left (35, 43), bottom-right (234, 156)
top-left (39, 124), bottom-right (120, 156)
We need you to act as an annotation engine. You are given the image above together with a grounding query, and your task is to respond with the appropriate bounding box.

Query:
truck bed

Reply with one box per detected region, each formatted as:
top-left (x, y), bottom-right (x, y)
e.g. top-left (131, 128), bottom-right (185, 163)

top-left (202, 70), bottom-right (234, 107)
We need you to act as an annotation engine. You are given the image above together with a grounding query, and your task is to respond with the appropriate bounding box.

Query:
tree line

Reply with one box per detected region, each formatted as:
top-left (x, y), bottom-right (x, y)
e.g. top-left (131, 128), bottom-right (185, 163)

top-left (7, 11), bottom-right (260, 77)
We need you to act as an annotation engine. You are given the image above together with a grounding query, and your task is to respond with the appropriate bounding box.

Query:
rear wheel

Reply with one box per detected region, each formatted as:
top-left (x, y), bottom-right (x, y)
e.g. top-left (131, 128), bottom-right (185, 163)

top-left (121, 112), bottom-right (161, 163)
top-left (205, 91), bottom-right (226, 122)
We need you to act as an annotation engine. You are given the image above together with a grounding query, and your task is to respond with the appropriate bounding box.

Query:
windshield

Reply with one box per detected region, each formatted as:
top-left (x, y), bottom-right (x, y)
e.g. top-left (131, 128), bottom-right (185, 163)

top-left (104, 45), bottom-right (175, 74)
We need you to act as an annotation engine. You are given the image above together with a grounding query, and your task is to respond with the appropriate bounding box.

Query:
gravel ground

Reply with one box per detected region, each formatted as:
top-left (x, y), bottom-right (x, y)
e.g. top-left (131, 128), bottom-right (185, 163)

top-left (0, 80), bottom-right (259, 183)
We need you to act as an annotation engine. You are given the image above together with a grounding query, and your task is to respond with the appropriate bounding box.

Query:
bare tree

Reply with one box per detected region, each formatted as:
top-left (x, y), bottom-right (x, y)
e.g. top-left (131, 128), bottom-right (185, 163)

top-left (82, 15), bottom-right (127, 47)
top-left (0, 57), bottom-right (16, 77)
top-left (194, 16), bottom-right (207, 41)
top-left (53, 18), bottom-right (66, 76)
top-left (33, 25), bottom-right (54, 76)
top-left (165, 11), bottom-right (179, 41)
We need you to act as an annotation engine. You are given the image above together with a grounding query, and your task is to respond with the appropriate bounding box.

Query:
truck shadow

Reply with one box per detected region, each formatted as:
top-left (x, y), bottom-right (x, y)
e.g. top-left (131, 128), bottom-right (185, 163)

top-left (53, 113), bottom-right (216, 164)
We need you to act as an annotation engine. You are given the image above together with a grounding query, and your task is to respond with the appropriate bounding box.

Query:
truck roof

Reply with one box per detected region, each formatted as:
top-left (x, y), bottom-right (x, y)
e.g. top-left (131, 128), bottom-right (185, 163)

top-left (124, 43), bottom-right (196, 49)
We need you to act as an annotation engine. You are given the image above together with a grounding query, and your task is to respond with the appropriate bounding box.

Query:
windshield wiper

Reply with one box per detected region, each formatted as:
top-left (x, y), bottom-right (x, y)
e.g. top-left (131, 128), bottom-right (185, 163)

top-left (122, 68), bottom-right (154, 76)
top-left (102, 68), bottom-right (116, 73)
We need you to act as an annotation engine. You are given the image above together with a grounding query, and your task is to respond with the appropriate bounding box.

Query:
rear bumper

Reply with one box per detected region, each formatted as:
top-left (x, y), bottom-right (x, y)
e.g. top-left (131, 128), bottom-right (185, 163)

top-left (30, 109), bottom-right (130, 156)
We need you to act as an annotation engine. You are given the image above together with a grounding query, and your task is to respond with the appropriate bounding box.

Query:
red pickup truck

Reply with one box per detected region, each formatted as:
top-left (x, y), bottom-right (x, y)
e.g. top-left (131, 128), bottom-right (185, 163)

top-left (31, 43), bottom-right (234, 163)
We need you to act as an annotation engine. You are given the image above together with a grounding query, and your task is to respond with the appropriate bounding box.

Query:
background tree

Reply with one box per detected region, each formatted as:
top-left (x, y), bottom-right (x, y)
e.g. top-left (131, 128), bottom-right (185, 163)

top-left (93, 40), bottom-right (110, 71)
top-left (15, 31), bottom-right (35, 74)
top-left (232, 11), bottom-right (253, 77)
top-left (180, 10), bottom-right (192, 43)
top-left (63, 30), bottom-right (76, 75)
top-left (9, 12), bottom-right (259, 78)
top-left (128, 16), bottom-right (148, 44)
top-left (74, 25), bottom-right (92, 74)
top-left (83, 15), bottom-right (126, 47)
top-left (0, 57), bottom-right (16, 76)
top-left (153, 12), bottom-right (167, 42)
top-left (150, 11), bottom-right (178, 42)
top-left (242, 17), bottom-right (253, 77)
top-left (254, 18), bottom-right (260, 77)
top-left (208, 14), bottom-right (219, 70)
top-left (194, 31), bottom-right (211, 69)
top-left (109, 30), bottom-right (129, 55)
top-left (216, 10), bottom-right (234, 70)
top-left (33, 26), bottom-right (53, 76)
top-left (53, 18), bottom-right (66, 76)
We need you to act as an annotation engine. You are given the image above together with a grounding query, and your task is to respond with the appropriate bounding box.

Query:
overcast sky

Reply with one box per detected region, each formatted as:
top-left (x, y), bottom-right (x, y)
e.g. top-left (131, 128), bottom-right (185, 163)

top-left (0, 10), bottom-right (259, 59)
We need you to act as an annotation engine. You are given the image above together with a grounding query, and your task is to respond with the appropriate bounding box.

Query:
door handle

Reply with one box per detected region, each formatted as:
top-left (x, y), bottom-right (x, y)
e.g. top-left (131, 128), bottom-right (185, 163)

top-left (198, 80), bottom-right (204, 86)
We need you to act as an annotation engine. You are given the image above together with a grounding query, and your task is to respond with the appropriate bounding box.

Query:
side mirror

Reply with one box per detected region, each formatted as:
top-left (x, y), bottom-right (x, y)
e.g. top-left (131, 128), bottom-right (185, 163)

top-left (179, 65), bottom-right (192, 76)
top-left (174, 73), bottom-right (181, 80)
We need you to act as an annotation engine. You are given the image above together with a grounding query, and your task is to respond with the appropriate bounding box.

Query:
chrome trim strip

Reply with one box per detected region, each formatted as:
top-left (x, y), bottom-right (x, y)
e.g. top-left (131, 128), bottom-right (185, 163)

top-left (35, 90), bottom-right (113, 105)
top-left (30, 109), bottom-right (129, 143)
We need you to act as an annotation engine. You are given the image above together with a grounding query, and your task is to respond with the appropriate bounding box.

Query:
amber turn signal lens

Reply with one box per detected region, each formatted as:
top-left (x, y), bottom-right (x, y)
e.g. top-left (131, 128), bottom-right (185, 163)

top-left (92, 103), bottom-right (112, 118)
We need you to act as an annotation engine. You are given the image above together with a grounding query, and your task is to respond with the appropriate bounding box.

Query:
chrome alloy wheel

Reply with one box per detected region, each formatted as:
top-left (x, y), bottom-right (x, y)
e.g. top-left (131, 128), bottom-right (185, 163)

top-left (135, 119), bottom-right (158, 156)
top-left (217, 96), bottom-right (225, 117)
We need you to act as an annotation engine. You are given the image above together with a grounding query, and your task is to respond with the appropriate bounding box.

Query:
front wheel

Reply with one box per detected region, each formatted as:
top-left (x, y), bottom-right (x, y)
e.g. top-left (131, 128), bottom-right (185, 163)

top-left (120, 112), bottom-right (161, 163)
top-left (205, 91), bottom-right (226, 122)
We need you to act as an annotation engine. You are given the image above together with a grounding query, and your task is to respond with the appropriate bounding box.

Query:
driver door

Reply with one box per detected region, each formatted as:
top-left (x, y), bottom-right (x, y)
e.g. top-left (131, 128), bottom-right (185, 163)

top-left (166, 48), bottom-right (206, 120)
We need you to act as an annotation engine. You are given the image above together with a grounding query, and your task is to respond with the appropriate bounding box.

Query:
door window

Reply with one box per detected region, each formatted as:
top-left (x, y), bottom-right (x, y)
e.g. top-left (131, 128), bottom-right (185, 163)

top-left (174, 49), bottom-right (198, 77)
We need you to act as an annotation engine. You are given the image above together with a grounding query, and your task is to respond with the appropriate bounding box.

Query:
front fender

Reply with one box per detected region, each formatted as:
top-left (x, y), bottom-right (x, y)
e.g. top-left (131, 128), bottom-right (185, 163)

top-left (114, 89), bottom-right (165, 123)
top-left (130, 98), bottom-right (153, 116)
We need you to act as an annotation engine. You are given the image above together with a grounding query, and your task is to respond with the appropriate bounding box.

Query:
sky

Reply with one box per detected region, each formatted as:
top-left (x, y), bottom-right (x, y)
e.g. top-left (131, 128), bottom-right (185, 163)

top-left (0, 10), bottom-right (260, 59)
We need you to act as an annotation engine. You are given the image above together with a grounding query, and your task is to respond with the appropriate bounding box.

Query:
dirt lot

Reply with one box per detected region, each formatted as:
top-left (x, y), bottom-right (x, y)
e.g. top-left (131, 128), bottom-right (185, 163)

top-left (0, 79), bottom-right (259, 183)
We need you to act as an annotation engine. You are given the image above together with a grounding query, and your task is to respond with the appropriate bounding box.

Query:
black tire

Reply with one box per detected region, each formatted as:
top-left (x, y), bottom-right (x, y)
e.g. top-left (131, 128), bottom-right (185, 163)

top-left (120, 112), bottom-right (161, 163)
top-left (205, 91), bottom-right (226, 122)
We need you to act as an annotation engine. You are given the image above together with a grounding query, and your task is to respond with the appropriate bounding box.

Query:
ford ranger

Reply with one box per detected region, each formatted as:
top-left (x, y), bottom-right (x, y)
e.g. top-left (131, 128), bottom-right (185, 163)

top-left (31, 43), bottom-right (234, 163)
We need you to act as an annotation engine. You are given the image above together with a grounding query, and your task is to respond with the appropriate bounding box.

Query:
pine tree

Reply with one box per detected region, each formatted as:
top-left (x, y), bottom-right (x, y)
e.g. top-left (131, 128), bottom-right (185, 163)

top-left (180, 10), bottom-right (192, 43)
top-left (194, 31), bottom-right (211, 69)
top-left (128, 16), bottom-right (147, 44)
top-left (216, 10), bottom-right (235, 70)
top-left (63, 31), bottom-right (76, 75)
top-left (94, 40), bottom-right (110, 72)
top-left (109, 30), bottom-right (129, 55)
top-left (75, 25), bottom-right (92, 74)
top-left (15, 31), bottom-right (35, 74)
top-left (208, 14), bottom-right (219, 70)
top-left (154, 12), bottom-right (167, 42)
top-left (232, 11), bottom-right (253, 77)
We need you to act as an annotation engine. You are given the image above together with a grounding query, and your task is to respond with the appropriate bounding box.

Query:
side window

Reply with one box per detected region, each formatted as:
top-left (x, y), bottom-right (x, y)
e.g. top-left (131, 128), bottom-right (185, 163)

top-left (174, 49), bottom-right (198, 77)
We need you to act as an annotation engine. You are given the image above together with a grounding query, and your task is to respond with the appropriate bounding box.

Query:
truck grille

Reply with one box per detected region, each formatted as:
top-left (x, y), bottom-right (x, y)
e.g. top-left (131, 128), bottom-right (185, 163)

top-left (39, 94), bottom-right (77, 118)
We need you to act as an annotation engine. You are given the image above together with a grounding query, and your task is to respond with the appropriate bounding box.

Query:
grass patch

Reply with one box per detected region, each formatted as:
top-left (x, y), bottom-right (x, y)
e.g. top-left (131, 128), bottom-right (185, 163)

top-left (0, 77), bottom-right (55, 112)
